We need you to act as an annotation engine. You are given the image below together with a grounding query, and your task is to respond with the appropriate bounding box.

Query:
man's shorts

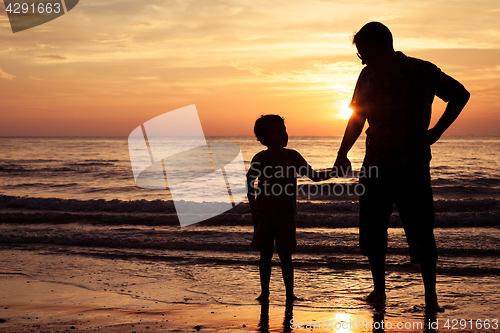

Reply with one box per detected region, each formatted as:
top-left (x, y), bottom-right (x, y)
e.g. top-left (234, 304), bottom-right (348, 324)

top-left (359, 163), bottom-right (438, 263)
top-left (251, 215), bottom-right (296, 254)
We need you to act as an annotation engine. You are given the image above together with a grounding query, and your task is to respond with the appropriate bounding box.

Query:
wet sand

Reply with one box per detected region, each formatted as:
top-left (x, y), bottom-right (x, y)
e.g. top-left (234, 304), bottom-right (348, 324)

top-left (1, 273), bottom-right (474, 333)
top-left (1, 247), bottom-right (498, 332)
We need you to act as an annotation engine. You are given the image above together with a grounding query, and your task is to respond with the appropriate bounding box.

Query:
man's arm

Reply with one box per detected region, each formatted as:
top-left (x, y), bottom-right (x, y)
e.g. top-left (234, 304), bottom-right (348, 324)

top-left (417, 85), bottom-right (470, 149)
top-left (334, 111), bottom-right (367, 171)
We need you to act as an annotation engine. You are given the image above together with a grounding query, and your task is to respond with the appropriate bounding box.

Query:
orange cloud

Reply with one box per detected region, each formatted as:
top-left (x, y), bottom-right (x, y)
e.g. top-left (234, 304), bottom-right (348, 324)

top-left (0, 68), bottom-right (15, 80)
top-left (0, 0), bottom-right (499, 136)
top-left (37, 54), bottom-right (67, 60)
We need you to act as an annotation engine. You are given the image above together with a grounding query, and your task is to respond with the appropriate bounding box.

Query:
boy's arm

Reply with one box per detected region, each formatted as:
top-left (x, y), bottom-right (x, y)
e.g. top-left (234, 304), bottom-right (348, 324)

top-left (247, 176), bottom-right (256, 213)
top-left (246, 158), bottom-right (259, 223)
top-left (293, 151), bottom-right (336, 182)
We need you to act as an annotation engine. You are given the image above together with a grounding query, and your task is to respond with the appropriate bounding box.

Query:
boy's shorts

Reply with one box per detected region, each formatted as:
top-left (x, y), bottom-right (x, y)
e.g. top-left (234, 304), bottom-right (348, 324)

top-left (359, 163), bottom-right (438, 264)
top-left (251, 215), bottom-right (296, 254)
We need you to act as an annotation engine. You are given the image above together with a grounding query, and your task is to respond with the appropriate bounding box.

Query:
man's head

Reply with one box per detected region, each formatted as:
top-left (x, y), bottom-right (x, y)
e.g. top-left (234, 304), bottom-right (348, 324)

top-left (353, 22), bottom-right (395, 67)
top-left (254, 114), bottom-right (288, 148)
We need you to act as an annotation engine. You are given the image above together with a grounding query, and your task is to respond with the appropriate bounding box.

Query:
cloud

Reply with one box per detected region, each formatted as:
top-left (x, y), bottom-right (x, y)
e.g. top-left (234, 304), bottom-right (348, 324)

top-left (396, 37), bottom-right (496, 50)
top-left (130, 76), bottom-right (159, 81)
top-left (232, 64), bottom-right (275, 77)
top-left (0, 69), bottom-right (15, 80)
top-left (329, 83), bottom-right (352, 94)
top-left (313, 61), bottom-right (361, 72)
top-left (36, 44), bottom-right (59, 50)
top-left (1, 0), bottom-right (499, 136)
top-left (38, 55), bottom-right (67, 60)
top-left (227, 60), bottom-right (360, 96)
top-left (239, 35), bottom-right (265, 41)
top-left (92, 33), bottom-right (135, 44)
top-left (369, 12), bottom-right (402, 21)
top-left (131, 22), bottom-right (153, 28)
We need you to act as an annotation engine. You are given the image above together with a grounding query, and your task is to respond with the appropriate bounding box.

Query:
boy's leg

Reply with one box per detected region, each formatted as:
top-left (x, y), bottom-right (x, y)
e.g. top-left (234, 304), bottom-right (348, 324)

top-left (273, 216), bottom-right (298, 301)
top-left (278, 252), bottom-right (294, 299)
top-left (258, 251), bottom-right (273, 301)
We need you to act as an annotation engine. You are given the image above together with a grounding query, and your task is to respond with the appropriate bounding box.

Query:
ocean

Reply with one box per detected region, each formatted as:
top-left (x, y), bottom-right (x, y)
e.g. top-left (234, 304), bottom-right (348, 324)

top-left (1, 136), bottom-right (499, 322)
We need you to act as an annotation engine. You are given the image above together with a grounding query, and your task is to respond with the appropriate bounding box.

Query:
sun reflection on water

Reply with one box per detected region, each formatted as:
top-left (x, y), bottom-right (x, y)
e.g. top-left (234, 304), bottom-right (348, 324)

top-left (319, 312), bottom-right (355, 333)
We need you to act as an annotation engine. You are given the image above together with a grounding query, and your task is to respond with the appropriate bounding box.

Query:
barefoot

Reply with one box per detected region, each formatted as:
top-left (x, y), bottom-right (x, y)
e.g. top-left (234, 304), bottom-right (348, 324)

top-left (425, 297), bottom-right (445, 313)
top-left (256, 293), bottom-right (269, 302)
top-left (365, 290), bottom-right (386, 304)
top-left (286, 294), bottom-right (303, 303)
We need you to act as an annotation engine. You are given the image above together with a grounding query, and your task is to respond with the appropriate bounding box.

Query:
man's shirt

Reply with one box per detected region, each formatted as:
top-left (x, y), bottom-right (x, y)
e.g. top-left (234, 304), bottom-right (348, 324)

top-left (350, 51), bottom-right (466, 169)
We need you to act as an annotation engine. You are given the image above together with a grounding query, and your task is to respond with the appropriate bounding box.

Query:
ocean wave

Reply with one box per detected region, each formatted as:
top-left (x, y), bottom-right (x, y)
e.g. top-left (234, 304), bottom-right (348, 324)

top-left (433, 177), bottom-right (500, 187)
top-left (432, 186), bottom-right (500, 200)
top-left (1, 195), bottom-right (497, 214)
top-left (0, 195), bottom-right (177, 213)
top-left (0, 159), bottom-right (58, 163)
top-left (83, 159), bottom-right (120, 162)
top-left (433, 198), bottom-right (499, 212)
top-left (1, 226), bottom-right (499, 266)
top-left (0, 165), bottom-right (27, 172)
top-left (0, 162), bottom-right (117, 174)
top-left (0, 197), bottom-right (499, 228)
top-left (0, 208), bottom-right (500, 229)
top-left (68, 162), bottom-right (115, 166)
top-left (6, 182), bottom-right (81, 189)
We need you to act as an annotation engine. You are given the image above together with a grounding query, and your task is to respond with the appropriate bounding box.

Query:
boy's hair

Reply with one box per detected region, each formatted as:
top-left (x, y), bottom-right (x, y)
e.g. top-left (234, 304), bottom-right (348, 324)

top-left (352, 21), bottom-right (393, 49)
top-left (254, 114), bottom-right (285, 146)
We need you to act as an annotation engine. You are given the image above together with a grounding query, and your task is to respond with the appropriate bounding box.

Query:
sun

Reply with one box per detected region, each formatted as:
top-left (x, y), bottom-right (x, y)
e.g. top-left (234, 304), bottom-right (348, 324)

top-left (339, 103), bottom-right (353, 119)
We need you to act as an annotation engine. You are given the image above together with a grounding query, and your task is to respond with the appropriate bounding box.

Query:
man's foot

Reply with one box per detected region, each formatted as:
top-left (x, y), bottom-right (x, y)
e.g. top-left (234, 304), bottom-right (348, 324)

top-left (365, 290), bottom-right (386, 305)
top-left (256, 293), bottom-right (269, 302)
top-left (286, 294), bottom-right (303, 303)
top-left (425, 297), bottom-right (445, 313)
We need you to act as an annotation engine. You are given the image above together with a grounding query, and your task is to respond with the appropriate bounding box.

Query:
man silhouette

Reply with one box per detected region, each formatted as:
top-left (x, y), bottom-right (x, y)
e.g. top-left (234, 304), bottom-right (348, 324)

top-left (334, 22), bottom-right (470, 312)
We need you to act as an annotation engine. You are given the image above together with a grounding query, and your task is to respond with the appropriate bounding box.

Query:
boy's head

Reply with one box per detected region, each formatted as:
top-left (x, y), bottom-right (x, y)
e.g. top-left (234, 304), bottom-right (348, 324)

top-left (254, 114), bottom-right (288, 148)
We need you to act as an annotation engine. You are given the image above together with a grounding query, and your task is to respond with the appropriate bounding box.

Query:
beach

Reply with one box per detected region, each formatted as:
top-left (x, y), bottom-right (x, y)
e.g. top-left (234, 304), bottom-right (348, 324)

top-left (0, 274), bottom-right (429, 333)
top-left (4, 250), bottom-right (496, 333)
top-left (2, 0), bottom-right (500, 328)
top-left (1, 136), bottom-right (499, 332)
top-left (1, 218), bottom-right (500, 332)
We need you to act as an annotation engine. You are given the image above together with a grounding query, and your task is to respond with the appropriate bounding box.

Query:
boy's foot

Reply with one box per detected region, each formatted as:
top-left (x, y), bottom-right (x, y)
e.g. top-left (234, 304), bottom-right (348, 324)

top-left (256, 293), bottom-right (269, 302)
top-left (365, 290), bottom-right (386, 305)
top-left (425, 297), bottom-right (445, 313)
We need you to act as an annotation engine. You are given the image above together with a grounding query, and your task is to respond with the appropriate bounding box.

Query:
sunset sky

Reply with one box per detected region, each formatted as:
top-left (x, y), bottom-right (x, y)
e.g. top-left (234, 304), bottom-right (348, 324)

top-left (1, 0), bottom-right (499, 136)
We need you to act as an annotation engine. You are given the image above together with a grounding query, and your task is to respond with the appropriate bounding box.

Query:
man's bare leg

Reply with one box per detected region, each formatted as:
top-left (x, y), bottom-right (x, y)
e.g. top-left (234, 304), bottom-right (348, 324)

top-left (367, 254), bottom-right (386, 304)
top-left (420, 260), bottom-right (444, 312)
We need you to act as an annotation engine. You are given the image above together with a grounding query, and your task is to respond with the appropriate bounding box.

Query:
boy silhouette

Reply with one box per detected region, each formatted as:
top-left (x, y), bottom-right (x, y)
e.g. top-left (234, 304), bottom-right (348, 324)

top-left (247, 114), bottom-right (335, 302)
